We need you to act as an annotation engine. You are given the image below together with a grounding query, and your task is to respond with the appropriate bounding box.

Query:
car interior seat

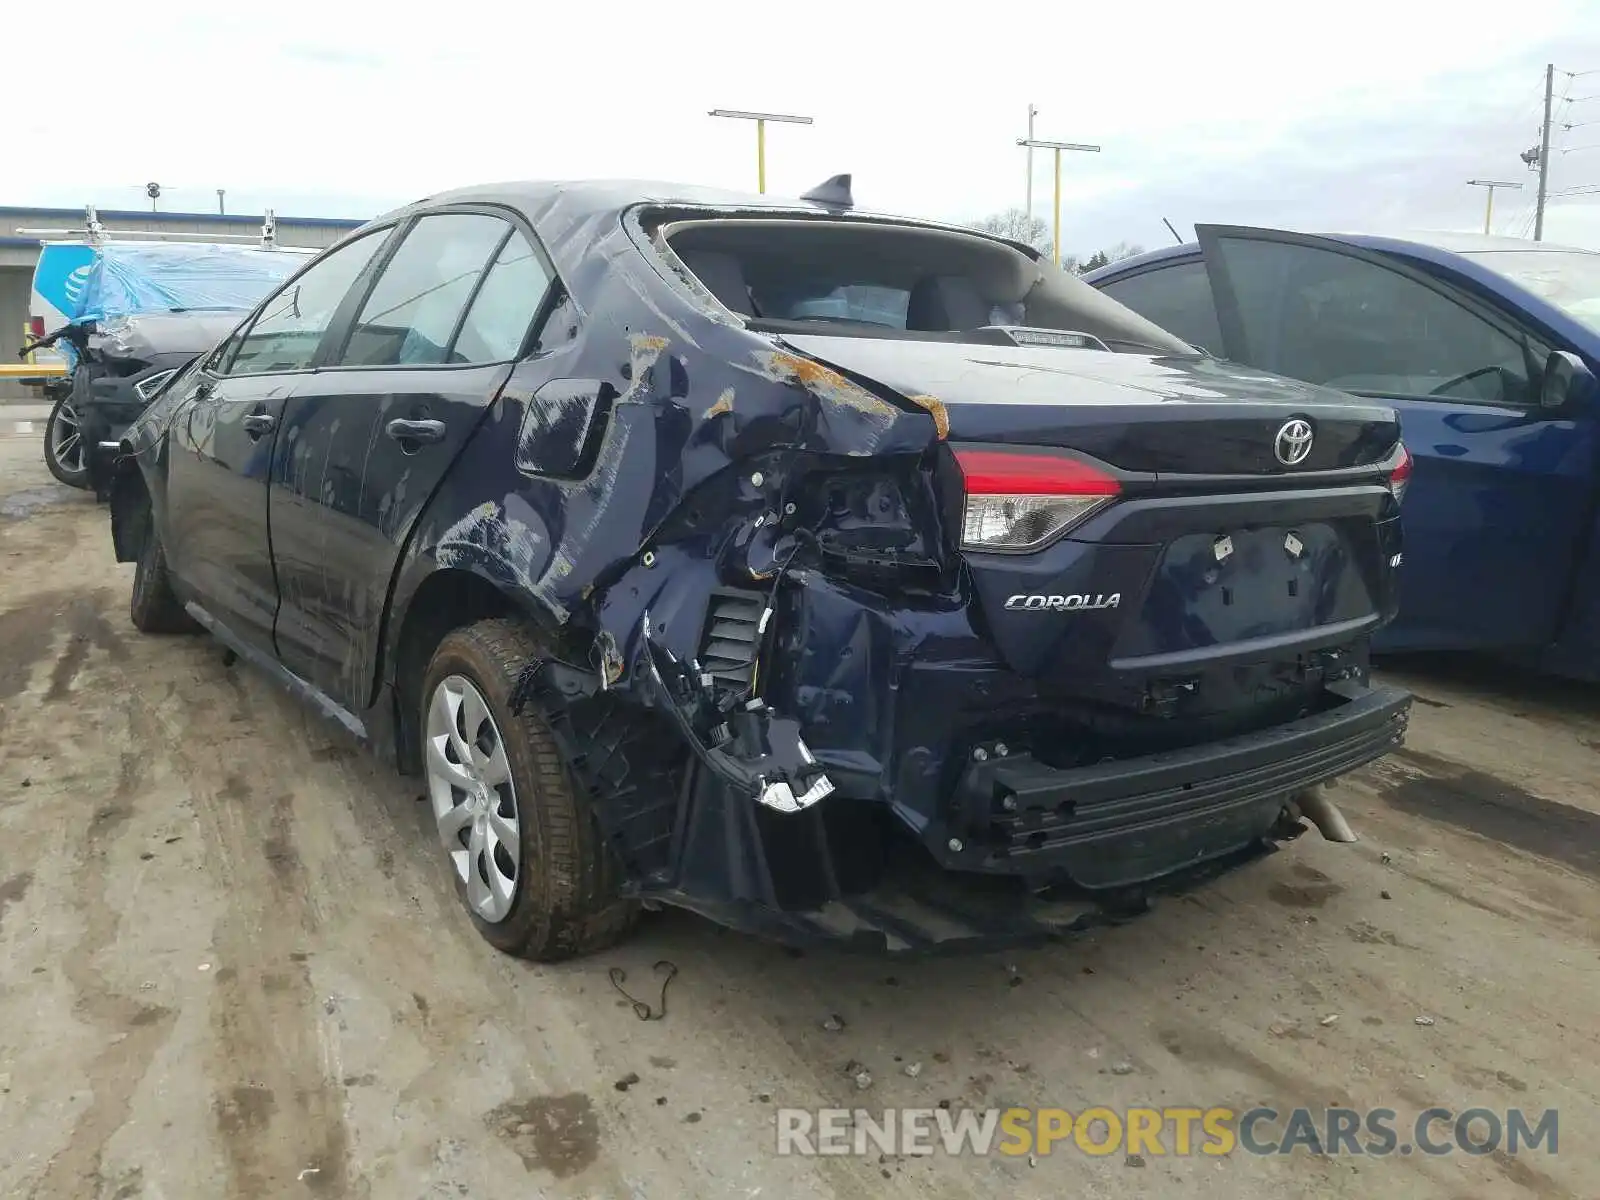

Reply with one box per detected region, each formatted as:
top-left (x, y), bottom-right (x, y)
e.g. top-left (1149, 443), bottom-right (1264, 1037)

top-left (680, 251), bottom-right (755, 317)
top-left (906, 275), bottom-right (991, 332)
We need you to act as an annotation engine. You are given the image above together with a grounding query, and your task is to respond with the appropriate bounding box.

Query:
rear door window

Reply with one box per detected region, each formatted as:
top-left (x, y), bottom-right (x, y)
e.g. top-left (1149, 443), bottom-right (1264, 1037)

top-left (337, 213), bottom-right (510, 367)
top-left (450, 230), bottom-right (555, 362)
top-left (1096, 261), bottom-right (1223, 354)
top-left (1206, 236), bottom-right (1543, 405)
top-left (226, 230), bottom-right (388, 375)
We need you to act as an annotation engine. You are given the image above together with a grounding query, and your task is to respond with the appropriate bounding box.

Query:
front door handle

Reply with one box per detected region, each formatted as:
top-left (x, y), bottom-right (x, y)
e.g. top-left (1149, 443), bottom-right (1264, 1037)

top-left (242, 411), bottom-right (276, 439)
top-left (385, 418), bottom-right (447, 445)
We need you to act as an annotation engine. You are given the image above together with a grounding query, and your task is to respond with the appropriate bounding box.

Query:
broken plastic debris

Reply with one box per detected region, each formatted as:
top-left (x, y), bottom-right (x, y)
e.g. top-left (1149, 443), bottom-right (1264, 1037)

top-left (1110, 1061), bottom-right (1134, 1075)
top-left (198, 963), bottom-right (212, 972)
top-left (903, 1062), bottom-right (923, 1079)
top-left (1320, 1014), bottom-right (1339, 1026)
top-left (759, 772), bottom-right (835, 813)
top-left (1414, 1015), bottom-right (1436, 1026)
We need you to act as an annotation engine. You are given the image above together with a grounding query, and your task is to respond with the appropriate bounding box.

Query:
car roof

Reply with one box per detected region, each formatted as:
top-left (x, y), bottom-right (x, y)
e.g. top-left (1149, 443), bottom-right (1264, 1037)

top-left (383, 178), bottom-right (795, 221)
top-left (358, 178), bottom-right (1061, 319)
top-left (376, 179), bottom-right (1013, 241)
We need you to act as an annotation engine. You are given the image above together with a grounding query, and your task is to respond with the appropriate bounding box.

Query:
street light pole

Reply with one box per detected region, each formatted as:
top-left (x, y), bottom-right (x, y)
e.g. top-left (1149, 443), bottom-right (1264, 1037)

top-left (1466, 179), bottom-right (1522, 234)
top-left (1017, 137), bottom-right (1101, 265)
top-left (708, 109), bottom-right (815, 194)
top-left (1025, 103), bottom-right (1038, 219)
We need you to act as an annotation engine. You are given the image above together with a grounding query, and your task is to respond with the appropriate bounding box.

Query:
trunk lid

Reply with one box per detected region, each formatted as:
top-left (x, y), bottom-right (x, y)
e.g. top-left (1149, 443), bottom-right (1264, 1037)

top-left (781, 334), bottom-right (1403, 718)
top-left (780, 334), bottom-right (1400, 475)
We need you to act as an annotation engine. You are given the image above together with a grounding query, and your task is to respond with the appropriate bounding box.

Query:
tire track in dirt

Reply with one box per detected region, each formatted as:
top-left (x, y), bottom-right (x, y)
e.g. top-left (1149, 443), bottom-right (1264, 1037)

top-left (46, 591), bottom-right (129, 702)
top-left (148, 670), bottom-right (361, 1199)
top-left (32, 722), bottom-right (179, 1200)
top-left (301, 738), bottom-right (648, 1197)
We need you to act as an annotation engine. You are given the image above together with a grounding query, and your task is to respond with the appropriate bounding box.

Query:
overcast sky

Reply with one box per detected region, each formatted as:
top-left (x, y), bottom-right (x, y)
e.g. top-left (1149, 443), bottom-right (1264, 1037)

top-left (8, 0), bottom-right (1600, 255)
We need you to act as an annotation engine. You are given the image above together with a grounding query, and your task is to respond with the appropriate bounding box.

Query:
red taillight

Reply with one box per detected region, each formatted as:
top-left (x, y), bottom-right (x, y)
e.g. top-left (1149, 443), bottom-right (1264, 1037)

top-left (1389, 444), bottom-right (1412, 504)
top-left (954, 447), bottom-right (1120, 553)
top-left (27, 316), bottom-right (45, 339)
top-left (954, 449), bottom-right (1121, 496)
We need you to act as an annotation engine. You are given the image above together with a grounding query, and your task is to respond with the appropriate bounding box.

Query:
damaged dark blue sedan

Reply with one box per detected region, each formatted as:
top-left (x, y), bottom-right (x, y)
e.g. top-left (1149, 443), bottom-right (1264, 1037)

top-left (108, 178), bottom-right (1414, 958)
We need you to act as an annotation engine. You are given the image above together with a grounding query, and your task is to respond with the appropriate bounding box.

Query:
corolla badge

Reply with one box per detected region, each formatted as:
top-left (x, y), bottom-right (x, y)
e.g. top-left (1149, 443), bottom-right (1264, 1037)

top-left (1274, 418), bottom-right (1314, 466)
top-left (1005, 593), bottom-right (1121, 611)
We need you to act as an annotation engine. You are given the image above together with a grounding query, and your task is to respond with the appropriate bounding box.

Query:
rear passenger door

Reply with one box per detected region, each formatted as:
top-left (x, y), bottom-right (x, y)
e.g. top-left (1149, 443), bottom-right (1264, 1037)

top-left (269, 208), bottom-right (558, 708)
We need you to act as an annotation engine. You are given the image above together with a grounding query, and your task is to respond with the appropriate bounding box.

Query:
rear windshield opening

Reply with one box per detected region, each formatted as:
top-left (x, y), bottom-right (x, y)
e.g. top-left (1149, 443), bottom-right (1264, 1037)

top-left (656, 214), bottom-right (1190, 355)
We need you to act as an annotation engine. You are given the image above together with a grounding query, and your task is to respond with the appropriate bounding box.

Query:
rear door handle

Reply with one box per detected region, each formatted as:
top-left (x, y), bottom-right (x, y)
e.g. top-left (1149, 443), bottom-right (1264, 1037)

top-left (242, 411), bottom-right (276, 439)
top-left (385, 418), bottom-right (447, 445)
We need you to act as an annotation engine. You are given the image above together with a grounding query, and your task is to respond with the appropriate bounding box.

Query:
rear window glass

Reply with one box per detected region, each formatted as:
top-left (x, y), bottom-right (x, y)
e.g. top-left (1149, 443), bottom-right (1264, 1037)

top-left (658, 216), bottom-right (1188, 355)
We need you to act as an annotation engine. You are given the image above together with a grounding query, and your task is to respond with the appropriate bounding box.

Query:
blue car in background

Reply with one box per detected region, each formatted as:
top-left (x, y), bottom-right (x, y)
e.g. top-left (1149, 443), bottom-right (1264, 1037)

top-left (1084, 227), bottom-right (1600, 681)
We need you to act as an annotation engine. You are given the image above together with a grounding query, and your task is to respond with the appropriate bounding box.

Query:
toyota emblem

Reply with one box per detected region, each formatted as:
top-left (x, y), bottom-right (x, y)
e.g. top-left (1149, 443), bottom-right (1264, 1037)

top-left (1274, 418), bottom-right (1314, 466)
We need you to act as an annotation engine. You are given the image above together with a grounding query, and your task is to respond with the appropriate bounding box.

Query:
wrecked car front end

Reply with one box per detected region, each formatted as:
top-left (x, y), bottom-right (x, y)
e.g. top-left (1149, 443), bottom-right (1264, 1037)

top-left (371, 185), bottom-right (1413, 951)
top-left (75, 313), bottom-right (240, 497)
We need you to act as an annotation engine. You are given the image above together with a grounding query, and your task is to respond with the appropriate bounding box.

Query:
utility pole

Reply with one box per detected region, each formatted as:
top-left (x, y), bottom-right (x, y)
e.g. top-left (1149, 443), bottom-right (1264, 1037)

top-left (1535, 63), bottom-right (1554, 241)
top-left (1024, 104), bottom-right (1039, 219)
top-left (708, 109), bottom-right (814, 194)
top-left (1466, 179), bottom-right (1522, 234)
top-left (1017, 136), bottom-right (1101, 266)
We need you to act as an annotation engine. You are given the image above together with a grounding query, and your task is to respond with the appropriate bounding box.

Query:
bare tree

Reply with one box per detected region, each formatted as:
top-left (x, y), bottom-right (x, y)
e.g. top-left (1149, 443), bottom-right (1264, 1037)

top-left (970, 212), bottom-right (1145, 276)
top-left (971, 208), bottom-right (1051, 254)
top-left (968, 208), bottom-right (1081, 271)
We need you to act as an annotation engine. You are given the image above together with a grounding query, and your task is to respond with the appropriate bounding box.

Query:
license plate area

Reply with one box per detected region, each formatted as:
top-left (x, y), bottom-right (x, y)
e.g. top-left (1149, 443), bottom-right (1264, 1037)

top-left (1116, 522), bottom-right (1375, 656)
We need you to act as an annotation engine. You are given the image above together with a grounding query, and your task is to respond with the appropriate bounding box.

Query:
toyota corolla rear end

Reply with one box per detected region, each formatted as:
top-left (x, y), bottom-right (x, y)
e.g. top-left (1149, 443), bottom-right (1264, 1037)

top-left (618, 205), bottom-right (1413, 949)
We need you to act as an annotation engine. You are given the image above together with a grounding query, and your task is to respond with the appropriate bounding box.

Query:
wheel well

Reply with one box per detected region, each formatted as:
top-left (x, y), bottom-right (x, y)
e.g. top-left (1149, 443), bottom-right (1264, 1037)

top-left (390, 568), bottom-right (522, 774)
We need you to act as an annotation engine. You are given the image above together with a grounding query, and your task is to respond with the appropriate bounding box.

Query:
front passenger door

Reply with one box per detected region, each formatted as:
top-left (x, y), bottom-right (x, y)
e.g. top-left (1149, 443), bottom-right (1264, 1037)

top-left (163, 229), bottom-right (390, 651)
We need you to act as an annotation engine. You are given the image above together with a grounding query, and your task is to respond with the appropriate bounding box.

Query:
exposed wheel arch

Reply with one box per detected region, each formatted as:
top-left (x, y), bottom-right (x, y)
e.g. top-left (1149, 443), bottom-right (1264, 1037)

top-left (388, 566), bottom-right (546, 774)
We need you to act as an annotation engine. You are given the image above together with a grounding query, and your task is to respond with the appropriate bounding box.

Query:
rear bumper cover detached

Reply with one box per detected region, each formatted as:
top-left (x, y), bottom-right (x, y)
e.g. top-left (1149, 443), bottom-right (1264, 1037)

top-left (941, 679), bottom-right (1410, 889)
top-left (614, 670), bottom-right (1409, 952)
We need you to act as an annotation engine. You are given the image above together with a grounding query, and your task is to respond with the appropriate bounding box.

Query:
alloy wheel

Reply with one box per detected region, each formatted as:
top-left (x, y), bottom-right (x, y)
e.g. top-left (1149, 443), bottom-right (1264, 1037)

top-left (50, 400), bottom-right (84, 473)
top-left (425, 674), bottom-right (521, 922)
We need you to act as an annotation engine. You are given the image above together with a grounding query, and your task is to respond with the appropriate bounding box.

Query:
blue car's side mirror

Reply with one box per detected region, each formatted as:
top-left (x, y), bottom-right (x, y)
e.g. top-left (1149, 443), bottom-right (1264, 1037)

top-left (1540, 350), bottom-right (1596, 412)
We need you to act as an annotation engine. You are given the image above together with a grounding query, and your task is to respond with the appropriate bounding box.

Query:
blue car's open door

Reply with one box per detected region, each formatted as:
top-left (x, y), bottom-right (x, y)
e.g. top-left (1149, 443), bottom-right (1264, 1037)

top-left (1193, 224), bottom-right (1600, 656)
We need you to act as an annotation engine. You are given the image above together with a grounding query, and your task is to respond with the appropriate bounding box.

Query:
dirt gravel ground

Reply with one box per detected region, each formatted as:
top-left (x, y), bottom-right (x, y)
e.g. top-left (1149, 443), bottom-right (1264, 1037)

top-left (0, 423), bottom-right (1596, 1200)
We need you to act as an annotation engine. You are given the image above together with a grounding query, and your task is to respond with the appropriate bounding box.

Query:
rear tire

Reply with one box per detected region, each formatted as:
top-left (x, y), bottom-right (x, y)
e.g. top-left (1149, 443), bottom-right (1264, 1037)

top-left (130, 514), bottom-right (197, 634)
top-left (420, 619), bottom-right (638, 961)
top-left (44, 392), bottom-right (90, 489)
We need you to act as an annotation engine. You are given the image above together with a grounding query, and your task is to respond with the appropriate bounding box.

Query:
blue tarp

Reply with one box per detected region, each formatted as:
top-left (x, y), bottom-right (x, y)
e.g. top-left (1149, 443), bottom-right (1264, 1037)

top-left (72, 241), bottom-right (309, 324)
